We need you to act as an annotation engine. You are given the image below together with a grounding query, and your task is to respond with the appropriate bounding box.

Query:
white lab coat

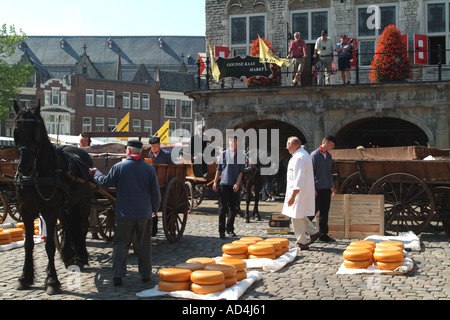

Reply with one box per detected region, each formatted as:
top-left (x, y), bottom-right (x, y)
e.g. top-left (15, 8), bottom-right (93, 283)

top-left (282, 147), bottom-right (315, 219)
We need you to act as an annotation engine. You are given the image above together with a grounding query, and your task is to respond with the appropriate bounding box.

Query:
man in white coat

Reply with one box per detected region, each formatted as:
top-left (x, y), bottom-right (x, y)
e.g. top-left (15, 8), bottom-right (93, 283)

top-left (282, 137), bottom-right (320, 250)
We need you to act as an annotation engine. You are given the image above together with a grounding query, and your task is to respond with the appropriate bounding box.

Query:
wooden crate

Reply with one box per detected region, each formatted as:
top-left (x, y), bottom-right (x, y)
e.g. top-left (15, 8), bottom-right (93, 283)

top-left (326, 194), bottom-right (384, 239)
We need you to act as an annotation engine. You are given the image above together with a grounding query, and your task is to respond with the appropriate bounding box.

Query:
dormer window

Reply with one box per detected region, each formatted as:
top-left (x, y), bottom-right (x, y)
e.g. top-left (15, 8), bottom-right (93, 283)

top-left (108, 38), bottom-right (113, 48)
top-left (60, 38), bottom-right (65, 48)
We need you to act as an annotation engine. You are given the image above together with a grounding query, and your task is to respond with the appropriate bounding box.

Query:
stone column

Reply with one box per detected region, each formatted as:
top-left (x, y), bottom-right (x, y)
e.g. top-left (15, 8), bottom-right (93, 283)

top-left (435, 105), bottom-right (449, 149)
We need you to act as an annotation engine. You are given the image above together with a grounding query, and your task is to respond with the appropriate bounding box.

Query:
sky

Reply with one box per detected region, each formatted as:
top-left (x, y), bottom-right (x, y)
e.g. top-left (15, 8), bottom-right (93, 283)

top-left (2, 0), bottom-right (206, 37)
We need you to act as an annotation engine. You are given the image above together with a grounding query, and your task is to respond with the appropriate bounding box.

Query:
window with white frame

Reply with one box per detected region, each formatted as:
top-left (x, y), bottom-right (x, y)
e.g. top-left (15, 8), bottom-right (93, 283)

top-left (426, 1), bottom-right (449, 64)
top-left (43, 112), bottom-right (70, 135)
top-left (95, 117), bottom-right (105, 132)
top-left (107, 91), bottom-right (115, 108)
top-left (108, 118), bottom-right (117, 132)
top-left (169, 121), bottom-right (176, 138)
top-left (61, 92), bottom-right (67, 106)
top-left (230, 14), bottom-right (265, 56)
top-left (142, 94), bottom-right (150, 110)
top-left (96, 90), bottom-right (104, 107)
top-left (164, 99), bottom-right (176, 118)
top-left (132, 119), bottom-right (141, 132)
top-left (44, 91), bottom-right (51, 105)
top-left (180, 122), bottom-right (192, 137)
top-left (144, 120), bottom-right (152, 134)
top-left (123, 92), bottom-right (130, 109)
top-left (82, 117), bottom-right (92, 132)
top-left (291, 9), bottom-right (329, 41)
top-left (132, 93), bottom-right (140, 109)
top-left (357, 4), bottom-right (397, 66)
top-left (86, 89), bottom-right (94, 106)
top-left (52, 88), bottom-right (60, 105)
top-left (181, 100), bottom-right (192, 118)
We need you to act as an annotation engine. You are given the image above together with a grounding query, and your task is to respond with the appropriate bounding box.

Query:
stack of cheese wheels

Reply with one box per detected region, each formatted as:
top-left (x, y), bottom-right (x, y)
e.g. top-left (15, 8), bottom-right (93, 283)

top-left (218, 258), bottom-right (247, 281)
top-left (4, 227), bottom-right (25, 242)
top-left (34, 220), bottom-right (40, 236)
top-left (266, 237), bottom-right (290, 254)
top-left (240, 236), bottom-right (263, 242)
top-left (343, 241), bottom-right (375, 269)
top-left (186, 257), bottom-right (216, 267)
top-left (222, 242), bottom-right (248, 259)
top-left (174, 262), bottom-right (205, 272)
top-left (0, 228), bottom-right (12, 245)
top-left (247, 242), bottom-right (276, 259)
top-left (206, 263), bottom-right (237, 288)
top-left (158, 268), bottom-right (192, 292)
top-left (190, 270), bottom-right (225, 294)
top-left (373, 241), bottom-right (405, 270)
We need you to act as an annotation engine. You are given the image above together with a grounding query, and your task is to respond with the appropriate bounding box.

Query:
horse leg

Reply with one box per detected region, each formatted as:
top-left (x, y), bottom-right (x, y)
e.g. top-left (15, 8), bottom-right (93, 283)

top-left (44, 214), bottom-right (61, 295)
top-left (253, 191), bottom-right (262, 221)
top-left (244, 191), bottom-right (251, 223)
top-left (17, 213), bottom-right (35, 290)
top-left (72, 204), bottom-right (90, 268)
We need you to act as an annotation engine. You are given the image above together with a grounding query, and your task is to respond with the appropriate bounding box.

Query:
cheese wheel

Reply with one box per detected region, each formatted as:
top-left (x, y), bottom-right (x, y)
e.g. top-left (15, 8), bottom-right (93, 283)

top-left (224, 276), bottom-right (237, 288)
top-left (206, 264), bottom-right (237, 278)
top-left (281, 246), bottom-right (289, 254)
top-left (217, 258), bottom-right (246, 272)
top-left (233, 239), bottom-right (256, 245)
top-left (11, 236), bottom-right (24, 242)
top-left (0, 238), bottom-right (12, 245)
top-left (274, 249), bottom-right (283, 258)
top-left (222, 253), bottom-right (248, 260)
top-left (4, 228), bottom-right (24, 238)
top-left (240, 236), bottom-right (264, 242)
top-left (191, 282), bottom-right (226, 295)
top-left (159, 268), bottom-right (192, 282)
top-left (0, 231), bottom-right (11, 240)
top-left (34, 230), bottom-right (40, 236)
top-left (174, 262), bottom-right (205, 271)
top-left (258, 240), bottom-right (282, 250)
top-left (222, 243), bottom-right (248, 254)
top-left (343, 259), bottom-right (373, 269)
top-left (249, 254), bottom-right (276, 259)
top-left (375, 260), bottom-right (404, 270)
top-left (266, 237), bottom-right (290, 248)
top-left (374, 246), bottom-right (404, 256)
top-left (186, 257), bottom-right (216, 266)
top-left (236, 270), bottom-right (247, 281)
top-left (373, 250), bottom-right (404, 263)
top-left (248, 243), bottom-right (275, 255)
top-left (349, 240), bottom-right (376, 248)
top-left (158, 280), bottom-right (191, 292)
top-left (190, 270), bottom-right (225, 285)
top-left (377, 241), bottom-right (405, 250)
top-left (16, 222), bottom-right (25, 229)
top-left (343, 248), bottom-right (373, 261)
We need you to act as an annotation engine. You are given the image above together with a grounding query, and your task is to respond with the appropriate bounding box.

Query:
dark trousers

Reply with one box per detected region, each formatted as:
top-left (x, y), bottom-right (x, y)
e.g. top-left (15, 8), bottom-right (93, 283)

top-left (314, 188), bottom-right (332, 235)
top-left (218, 185), bottom-right (239, 235)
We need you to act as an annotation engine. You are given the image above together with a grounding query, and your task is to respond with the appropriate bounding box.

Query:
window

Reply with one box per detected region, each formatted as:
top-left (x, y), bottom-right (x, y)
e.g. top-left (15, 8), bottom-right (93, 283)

top-left (82, 117), bottom-right (92, 132)
top-left (426, 2), bottom-right (449, 65)
top-left (132, 119), bottom-right (141, 132)
top-left (43, 112), bottom-right (70, 135)
top-left (61, 92), bottom-right (67, 106)
top-left (142, 94), bottom-right (150, 110)
top-left (292, 10), bottom-right (328, 41)
top-left (96, 90), bottom-right (104, 107)
top-left (144, 120), bottom-right (152, 134)
top-left (180, 122), bottom-right (192, 136)
top-left (107, 91), bottom-right (115, 108)
top-left (44, 91), bottom-right (51, 105)
top-left (181, 100), bottom-right (192, 118)
top-left (86, 89), bottom-right (94, 106)
top-left (230, 14), bottom-right (265, 56)
top-left (52, 88), bottom-right (60, 105)
top-left (132, 93), bottom-right (140, 109)
top-left (123, 92), bottom-right (130, 109)
top-left (164, 99), bottom-right (176, 118)
top-left (108, 118), bottom-right (117, 132)
top-left (95, 118), bottom-right (104, 132)
top-left (427, 3), bottom-right (446, 33)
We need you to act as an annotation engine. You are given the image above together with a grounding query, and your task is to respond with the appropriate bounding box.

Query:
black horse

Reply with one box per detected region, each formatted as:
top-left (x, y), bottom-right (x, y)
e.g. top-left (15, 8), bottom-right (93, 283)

top-left (243, 150), bottom-right (263, 223)
top-left (13, 101), bottom-right (93, 295)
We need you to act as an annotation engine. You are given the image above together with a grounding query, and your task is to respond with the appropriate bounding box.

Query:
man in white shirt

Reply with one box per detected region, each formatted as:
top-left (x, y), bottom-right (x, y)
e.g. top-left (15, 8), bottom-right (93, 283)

top-left (313, 30), bottom-right (334, 85)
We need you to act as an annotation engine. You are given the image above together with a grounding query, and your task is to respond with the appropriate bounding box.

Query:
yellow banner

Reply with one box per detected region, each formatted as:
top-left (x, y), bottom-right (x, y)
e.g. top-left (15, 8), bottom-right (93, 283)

top-left (116, 112), bottom-right (130, 132)
top-left (207, 38), bottom-right (221, 82)
top-left (258, 35), bottom-right (290, 67)
top-left (157, 120), bottom-right (170, 144)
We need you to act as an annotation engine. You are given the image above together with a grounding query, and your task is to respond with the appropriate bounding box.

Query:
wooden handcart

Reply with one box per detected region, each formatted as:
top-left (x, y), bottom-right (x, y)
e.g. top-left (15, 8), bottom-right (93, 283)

top-left (184, 162), bottom-right (218, 210)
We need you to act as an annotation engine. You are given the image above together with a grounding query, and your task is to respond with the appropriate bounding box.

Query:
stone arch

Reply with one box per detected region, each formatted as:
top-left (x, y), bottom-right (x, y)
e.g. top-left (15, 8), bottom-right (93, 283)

top-left (227, 0), bottom-right (269, 14)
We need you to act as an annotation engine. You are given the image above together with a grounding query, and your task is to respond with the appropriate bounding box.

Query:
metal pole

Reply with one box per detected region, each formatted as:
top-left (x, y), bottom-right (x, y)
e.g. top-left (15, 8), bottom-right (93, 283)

top-left (438, 44), bottom-right (442, 82)
top-left (355, 49), bottom-right (359, 84)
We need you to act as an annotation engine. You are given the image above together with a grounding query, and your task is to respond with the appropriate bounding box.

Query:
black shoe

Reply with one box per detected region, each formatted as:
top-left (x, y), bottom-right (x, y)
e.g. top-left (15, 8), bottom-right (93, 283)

top-left (319, 234), bottom-right (336, 242)
top-left (220, 233), bottom-right (226, 239)
top-left (297, 243), bottom-right (310, 250)
top-left (308, 232), bottom-right (321, 245)
top-left (227, 231), bottom-right (236, 237)
top-left (113, 277), bottom-right (122, 286)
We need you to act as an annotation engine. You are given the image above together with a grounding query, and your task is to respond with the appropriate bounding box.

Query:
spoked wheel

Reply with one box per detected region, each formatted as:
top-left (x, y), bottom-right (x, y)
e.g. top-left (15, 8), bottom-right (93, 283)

top-left (0, 192), bottom-right (8, 223)
top-left (192, 183), bottom-right (205, 208)
top-left (338, 172), bottom-right (372, 194)
top-left (4, 190), bottom-right (21, 222)
top-left (431, 186), bottom-right (450, 235)
top-left (162, 177), bottom-right (189, 243)
top-left (185, 181), bottom-right (194, 214)
top-left (97, 207), bottom-right (115, 241)
top-left (368, 173), bottom-right (435, 236)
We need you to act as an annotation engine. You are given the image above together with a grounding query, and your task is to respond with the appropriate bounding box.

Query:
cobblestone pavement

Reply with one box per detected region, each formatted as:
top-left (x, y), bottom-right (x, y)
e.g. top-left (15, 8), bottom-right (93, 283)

top-left (1, 198), bottom-right (449, 302)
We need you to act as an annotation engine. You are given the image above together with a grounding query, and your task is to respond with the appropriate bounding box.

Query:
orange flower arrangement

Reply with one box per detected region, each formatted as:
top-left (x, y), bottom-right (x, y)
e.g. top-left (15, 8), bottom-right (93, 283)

top-left (369, 24), bottom-right (412, 83)
top-left (246, 37), bottom-right (279, 87)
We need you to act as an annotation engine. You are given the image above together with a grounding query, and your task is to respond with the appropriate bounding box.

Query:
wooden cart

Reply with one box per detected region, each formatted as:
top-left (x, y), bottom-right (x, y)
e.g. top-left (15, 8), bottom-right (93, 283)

top-left (332, 146), bottom-right (450, 235)
top-left (0, 149), bottom-right (20, 223)
top-left (184, 162), bottom-right (218, 211)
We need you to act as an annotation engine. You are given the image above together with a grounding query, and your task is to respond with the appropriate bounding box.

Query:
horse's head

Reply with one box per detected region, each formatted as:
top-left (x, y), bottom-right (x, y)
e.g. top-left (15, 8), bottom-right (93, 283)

top-left (13, 100), bottom-right (46, 176)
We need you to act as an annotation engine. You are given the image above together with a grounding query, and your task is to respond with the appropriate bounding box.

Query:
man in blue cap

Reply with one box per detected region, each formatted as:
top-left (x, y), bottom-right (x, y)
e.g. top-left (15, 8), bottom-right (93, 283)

top-left (148, 136), bottom-right (174, 165)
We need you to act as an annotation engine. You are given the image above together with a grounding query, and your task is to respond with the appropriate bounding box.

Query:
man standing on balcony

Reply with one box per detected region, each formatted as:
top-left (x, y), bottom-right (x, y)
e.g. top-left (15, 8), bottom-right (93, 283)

top-left (313, 30), bottom-right (334, 85)
top-left (287, 32), bottom-right (307, 86)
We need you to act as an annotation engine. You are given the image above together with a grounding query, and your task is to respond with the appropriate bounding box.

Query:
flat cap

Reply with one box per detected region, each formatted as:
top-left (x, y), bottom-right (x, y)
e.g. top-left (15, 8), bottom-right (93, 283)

top-left (325, 135), bottom-right (337, 144)
top-left (149, 136), bottom-right (160, 144)
top-left (126, 140), bottom-right (143, 149)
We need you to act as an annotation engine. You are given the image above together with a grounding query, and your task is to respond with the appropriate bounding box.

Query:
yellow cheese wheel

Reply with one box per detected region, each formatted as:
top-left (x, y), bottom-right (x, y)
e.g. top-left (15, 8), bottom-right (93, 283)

top-left (236, 270), bottom-right (247, 281)
top-left (174, 262), bottom-right (205, 271)
top-left (186, 257), bottom-right (216, 266)
top-left (191, 282), bottom-right (226, 295)
top-left (11, 236), bottom-right (24, 242)
top-left (249, 253), bottom-right (276, 260)
top-left (34, 229), bottom-right (40, 236)
top-left (258, 240), bottom-right (282, 250)
top-left (375, 260), bottom-right (404, 270)
top-left (233, 239), bottom-right (256, 246)
top-left (159, 268), bottom-right (192, 282)
top-left (206, 263), bottom-right (237, 278)
top-left (343, 259), bottom-right (373, 269)
top-left (190, 270), bottom-right (225, 285)
top-left (240, 236), bottom-right (264, 242)
top-left (248, 243), bottom-right (275, 255)
top-left (16, 222), bottom-right (25, 229)
top-left (224, 276), bottom-right (237, 288)
top-left (0, 231), bottom-right (11, 240)
top-left (374, 246), bottom-right (404, 256)
top-left (4, 228), bottom-right (24, 238)
top-left (222, 243), bottom-right (248, 255)
top-left (349, 240), bottom-right (376, 248)
top-left (274, 249), bottom-right (283, 258)
top-left (217, 258), bottom-right (246, 272)
top-left (0, 228), bottom-right (3, 232)
top-left (266, 237), bottom-right (290, 248)
top-left (343, 248), bottom-right (373, 261)
top-left (377, 241), bottom-right (405, 250)
top-left (281, 246), bottom-right (289, 254)
top-left (373, 250), bottom-right (404, 263)
top-left (222, 253), bottom-right (248, 260)
top-left (158, 280), bottom-right (191, 292)
top-left (0, 238), bottom-right (12, 245)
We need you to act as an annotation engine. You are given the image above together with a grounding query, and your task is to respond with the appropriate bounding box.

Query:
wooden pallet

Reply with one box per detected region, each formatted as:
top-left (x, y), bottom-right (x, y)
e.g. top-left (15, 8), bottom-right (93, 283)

top-left (326, 194), bottom-right (384, 239)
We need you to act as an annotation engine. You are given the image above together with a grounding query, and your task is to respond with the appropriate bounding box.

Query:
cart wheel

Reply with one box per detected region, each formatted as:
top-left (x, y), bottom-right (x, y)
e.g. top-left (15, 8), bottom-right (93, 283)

top-left (162, 177), bottom-right (189, 242)
top-left (192, 183), bottom-right (205, 208)
top-left (368, 173), bottom-right (435, 235)
top-left (4, 190), bottom-right (21, 222)
top-left (0, 192), bottom-right (8, 223)
top-left (97, 207), bottom-right (115, 241)
top-left (431, 186), bottom-right (450, 235)
top-left (338, 172), bottom-right (371, 194)
top-left (185, 181), bottom-right (194, 214)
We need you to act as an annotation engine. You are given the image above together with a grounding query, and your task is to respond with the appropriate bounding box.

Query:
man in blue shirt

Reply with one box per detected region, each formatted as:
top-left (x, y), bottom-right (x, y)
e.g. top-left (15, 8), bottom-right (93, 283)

top-left (213, 136), bottom-right (245, 238)
top-left (148, 136), bottom-right (174, 165)
top-left (90, 140), bottom-right (161, 286)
